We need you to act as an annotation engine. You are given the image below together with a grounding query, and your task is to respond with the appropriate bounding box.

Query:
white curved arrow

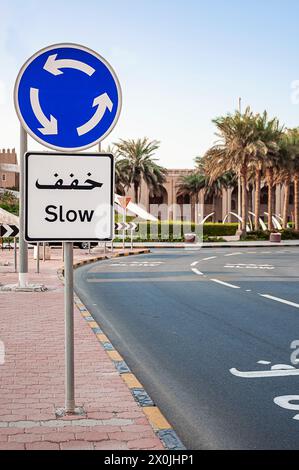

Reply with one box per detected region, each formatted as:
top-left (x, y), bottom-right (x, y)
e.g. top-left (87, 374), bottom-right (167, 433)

top-left (77, 93), bottom-right (113, 136)
top-left (30, 88), bottom-right (58, 135)
top-left (44, 54), bottom-right (95, 76)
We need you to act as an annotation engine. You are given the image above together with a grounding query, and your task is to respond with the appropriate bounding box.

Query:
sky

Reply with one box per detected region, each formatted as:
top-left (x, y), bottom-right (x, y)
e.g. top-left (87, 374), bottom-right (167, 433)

top-left (2, 0), bottom-right (299, 168)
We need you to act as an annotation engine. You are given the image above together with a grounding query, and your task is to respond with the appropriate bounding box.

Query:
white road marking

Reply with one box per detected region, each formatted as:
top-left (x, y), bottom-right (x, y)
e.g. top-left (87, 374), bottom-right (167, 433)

top-left (211, 279), bottom-right (240, 289)
top-left (274, 395), bottom-right (299, 420)
top-left (257, 360), bottom-right (271, 365)
top-left (230, 367), bottom-right (299, 378)
top-left (246, 251), bottom-right (257, 254)
top-left (261, 251), bottom-right (271, 254)
top-left (201, 256), bottom-right (217, 261)
top-left (192, 268), bottom-right (203, 276)
top-left (190, 261), bottom-right (199, 267)
top-left (224, 264), bottom-right (274, 270)
top-left (245, 289), bottom-right (252, 292)
top-left (224, 252), bottom-right (242, 257)
top-left (110, 261), bottom-right (163, 267)
top-left (259, 294), bottom-right (299, 309)
top-left (184, 247), bottom-right (201, 251)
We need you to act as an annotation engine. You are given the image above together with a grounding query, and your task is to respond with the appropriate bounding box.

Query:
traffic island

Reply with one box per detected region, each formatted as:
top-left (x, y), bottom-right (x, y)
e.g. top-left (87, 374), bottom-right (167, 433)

top-left (0, 283), bottom-right (47, 292)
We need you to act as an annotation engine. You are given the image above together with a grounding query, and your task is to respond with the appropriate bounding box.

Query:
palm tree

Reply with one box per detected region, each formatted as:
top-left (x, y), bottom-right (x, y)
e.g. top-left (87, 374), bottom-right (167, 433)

top-left (178, 157), bottom-right (236, 222)
top-left (289, 129), bottom-right (299, 230)
top-left (253, 112), bottom-right (283, 230)
top-left (103, 144), bottom-right (128, 194)
top-left (114, 138), bottom-right (166, 203)
top-left (204, 108), bottom-right (283, 233)
top-left (274, 132), bottom-right (294, 228)
top-left (177, 173), bottom-right (206, 222)
top-left (204, 108), bottom-right (263, 233)
top-left (277, 129), bottom-right (299, 230)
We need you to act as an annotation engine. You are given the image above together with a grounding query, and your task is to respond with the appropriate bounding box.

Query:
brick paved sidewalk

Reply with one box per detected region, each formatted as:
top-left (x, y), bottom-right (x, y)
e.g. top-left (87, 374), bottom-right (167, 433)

top-left (0, 247), bottom-right (164, 450)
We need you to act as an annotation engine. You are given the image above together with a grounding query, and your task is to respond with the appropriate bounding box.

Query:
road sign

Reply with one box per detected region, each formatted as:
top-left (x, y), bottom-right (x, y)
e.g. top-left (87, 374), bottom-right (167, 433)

top-left (25, 152), bottom-right (114, 241)
top-left (118, 196), bottom-right (131, 209)
top-left (14, 43), bottom-right (122, 151)
top-left (0, 224), bottom-right (19, 237)
top-left (115, 222), bottom-right (137, 231)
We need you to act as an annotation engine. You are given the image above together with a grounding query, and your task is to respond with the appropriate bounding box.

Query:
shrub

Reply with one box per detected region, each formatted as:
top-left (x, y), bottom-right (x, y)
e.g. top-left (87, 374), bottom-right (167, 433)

top-left (0, 203), bottom-right (19, 215)
top-left (203, 223), bottom-right (238, 237)
top-left (280, 229), bottom-right (299, 240)
top-left (242, 230), bottom-right (269, 241)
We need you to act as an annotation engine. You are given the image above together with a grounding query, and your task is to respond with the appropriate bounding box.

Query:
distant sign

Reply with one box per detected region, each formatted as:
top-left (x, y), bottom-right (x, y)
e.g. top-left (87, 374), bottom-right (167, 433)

top-left (14, 43), bottom-right (122, 151)
top-left (25, 152), bottom-right (114, 241)
top-left (118, 196), bottom-right (132, 209)
top-left (115, 222), bottom-right (137, 231)
top-left (0, 224), bottom-right (19, 238)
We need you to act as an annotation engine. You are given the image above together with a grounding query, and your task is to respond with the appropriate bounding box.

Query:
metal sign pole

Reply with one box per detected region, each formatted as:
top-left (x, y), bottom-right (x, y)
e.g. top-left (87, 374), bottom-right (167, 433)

top-left (14, 238), bottom-right (17, 273)
top-left (36, 242), bottom-right (40, 273)
top-left (123, 207), bottom-right (126, 251)
top-left (18, 125), bottom-right (28, 287)
top-left (64, 241), bottom-right (75, 413)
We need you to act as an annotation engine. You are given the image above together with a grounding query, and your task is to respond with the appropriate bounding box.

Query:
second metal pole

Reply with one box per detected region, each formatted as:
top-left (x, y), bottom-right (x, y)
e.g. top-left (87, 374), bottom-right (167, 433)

top-left (14, 238), bottom-right (17, 273)
top-left (64, 242), bottom-right (75, 413)
top-left (122, 207), bottom-right (126, 251)
top-left (18, 125), bottom-right (28, 287)
top-left (36, 242), bottom-right (40, 274)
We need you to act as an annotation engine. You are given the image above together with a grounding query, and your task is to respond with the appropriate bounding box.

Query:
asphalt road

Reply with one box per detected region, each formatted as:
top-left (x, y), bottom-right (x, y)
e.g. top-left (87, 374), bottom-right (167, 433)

top-left (74, 247), bottom-right (299, 450)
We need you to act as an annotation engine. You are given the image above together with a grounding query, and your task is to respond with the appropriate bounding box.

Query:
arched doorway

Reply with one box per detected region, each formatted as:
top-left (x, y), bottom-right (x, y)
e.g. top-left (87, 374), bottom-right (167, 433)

top-left (149, 187), bottom-right (168, 220)
top-left (176, 193), bottom-right (191, 221)
top-left (149, 187), bottom-right (168, 206)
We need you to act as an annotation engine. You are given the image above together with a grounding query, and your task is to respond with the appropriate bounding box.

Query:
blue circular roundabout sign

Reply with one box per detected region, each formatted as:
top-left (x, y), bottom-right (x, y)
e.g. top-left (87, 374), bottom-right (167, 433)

top-left (14, 43), bottom-right (122, 151)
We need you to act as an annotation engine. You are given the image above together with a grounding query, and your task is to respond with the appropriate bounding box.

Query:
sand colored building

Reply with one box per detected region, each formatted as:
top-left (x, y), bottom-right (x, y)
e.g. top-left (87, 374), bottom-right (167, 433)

top-left (124, 169), bottom-right (293, 224)
top-left (0, 149), bottom-right (19, 190)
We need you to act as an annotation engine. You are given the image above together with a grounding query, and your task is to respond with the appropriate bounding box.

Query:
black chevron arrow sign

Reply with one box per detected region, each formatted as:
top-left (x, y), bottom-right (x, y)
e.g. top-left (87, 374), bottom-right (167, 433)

top-left (115, 222), bottom-right (137, 231)
top-left (0, 224), bottom-right (19, 238)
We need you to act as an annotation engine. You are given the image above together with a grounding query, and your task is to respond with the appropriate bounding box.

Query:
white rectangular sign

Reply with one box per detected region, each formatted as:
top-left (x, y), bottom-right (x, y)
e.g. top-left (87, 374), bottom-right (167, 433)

top-left (25, 152), bottom-right (114, 242)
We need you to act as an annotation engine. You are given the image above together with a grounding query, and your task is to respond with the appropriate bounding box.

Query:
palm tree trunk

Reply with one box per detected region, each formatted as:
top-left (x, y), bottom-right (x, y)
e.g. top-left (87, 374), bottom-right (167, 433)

top-left (134, 183), bottom-right (139, 203)
top-left (191, 194), bottom-right (195, 223)
top-left (254, 168), bottom-right (261, 230)
top-left (282, 176), bottom-right (291, 229)
top-left (240, 166), bottom-right (248, 233)
top-left (267, 168), bottom-right (274, 231)
top-left (294, 173), bottom-right (299, 230)
top-left (195, 193), bottom-right (199, 224)
top-left (212, 195), bottom-right (216, 222)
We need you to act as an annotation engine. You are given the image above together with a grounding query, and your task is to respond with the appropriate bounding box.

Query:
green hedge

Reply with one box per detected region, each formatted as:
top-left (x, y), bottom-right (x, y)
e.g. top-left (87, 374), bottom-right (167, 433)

top-left (203, 223), bottom-right (238, 236)
top-left (280, 229), bottom-right (299, 239)
top-left (0, 203), bottom-right (19, 215)
top-left (114, 221), bottom-right (238, 240)
top-left (243, 229), bottom-right (299, 241)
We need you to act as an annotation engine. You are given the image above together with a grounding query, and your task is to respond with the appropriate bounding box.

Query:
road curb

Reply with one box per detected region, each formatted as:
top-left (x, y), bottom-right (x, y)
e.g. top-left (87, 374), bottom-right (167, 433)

top-left (58, 249), bottom-right (185, 451)
top-left (109, 242), bottom-right (299, 249)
